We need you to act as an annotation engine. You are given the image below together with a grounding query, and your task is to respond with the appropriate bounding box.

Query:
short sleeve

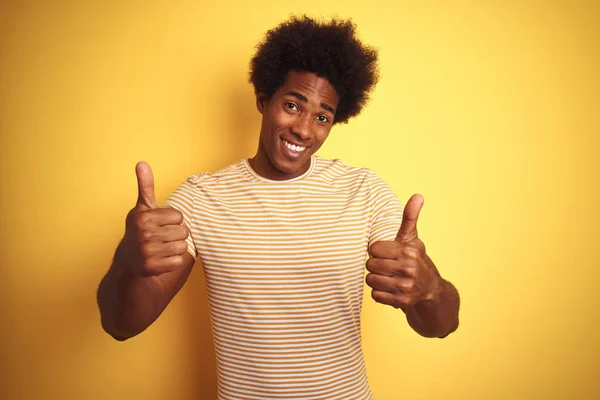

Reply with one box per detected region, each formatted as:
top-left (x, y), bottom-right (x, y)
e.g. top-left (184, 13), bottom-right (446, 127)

top-left (163, 176), bottom-right (198, 260)
top-left (367, 170), bottom-right (404, 248)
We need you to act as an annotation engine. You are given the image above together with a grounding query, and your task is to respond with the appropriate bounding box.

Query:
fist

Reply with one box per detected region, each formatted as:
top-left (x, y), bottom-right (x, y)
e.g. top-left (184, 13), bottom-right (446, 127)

top-left (366, 194), bottom-right (442, 309)
top-left (116, 162), bottom-right (190, 277)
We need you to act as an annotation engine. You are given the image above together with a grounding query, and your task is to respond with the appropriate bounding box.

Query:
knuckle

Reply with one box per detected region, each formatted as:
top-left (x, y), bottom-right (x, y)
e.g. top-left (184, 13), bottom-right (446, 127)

top-left (403, 268), bottom-right (417, 280)
top-left (169, 209), bottom-right (184, 224)
top-left (403, 280), bottom-right (416, 292)
top-left (171, 255), bottom-right (184, 267)
top-left (370, 242), bottom-right (383, 256)
top-left (370, 289), bottom-right (381, 302)
top-left (139, 243), bottom-right (154, 259)
top-left (390, 245), bottom-right (404, 259)
top-left (174, 241), bottom-right (188, 255)
top-left (139, 229), bottom-right (154, 242)
top-left (136, 212), bottom-right (152, 226)
top-left (394, 279), bottom-right (408, 291)
top-left (403, 246), bottom-right (420, 259)
top-left (395, 296), bottom-right (411, 308)
top-left (180, 224), bottom-right (190, 238)
top-left (423, 291), bottom-right (435, 301)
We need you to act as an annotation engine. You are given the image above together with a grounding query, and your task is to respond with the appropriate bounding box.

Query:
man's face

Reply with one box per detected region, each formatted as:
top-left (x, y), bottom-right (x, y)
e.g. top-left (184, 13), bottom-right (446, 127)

top-left (251, 70), bottom-right (339, 180)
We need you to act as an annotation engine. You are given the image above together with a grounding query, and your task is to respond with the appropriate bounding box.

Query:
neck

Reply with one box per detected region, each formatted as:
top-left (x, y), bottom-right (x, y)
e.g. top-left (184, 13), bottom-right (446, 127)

top-left (249, 150), bottom-right (312, 181)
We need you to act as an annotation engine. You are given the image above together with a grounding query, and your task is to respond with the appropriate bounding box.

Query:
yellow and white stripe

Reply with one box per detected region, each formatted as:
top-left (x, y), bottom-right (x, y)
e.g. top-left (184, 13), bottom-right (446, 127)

top-left (165, 156), bottom-right (403, 400)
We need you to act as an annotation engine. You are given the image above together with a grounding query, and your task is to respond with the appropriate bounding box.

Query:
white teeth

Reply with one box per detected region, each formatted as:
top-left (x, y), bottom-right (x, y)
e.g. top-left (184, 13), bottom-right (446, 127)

top-left (283, 139), bottom-right (306, 152)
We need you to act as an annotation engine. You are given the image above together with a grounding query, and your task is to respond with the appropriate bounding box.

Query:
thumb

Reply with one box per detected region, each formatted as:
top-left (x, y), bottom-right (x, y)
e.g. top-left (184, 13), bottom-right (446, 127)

top-left (135, 161), bottom-right (157, 209)
top-left (396, 194), bottom-right (424, 242)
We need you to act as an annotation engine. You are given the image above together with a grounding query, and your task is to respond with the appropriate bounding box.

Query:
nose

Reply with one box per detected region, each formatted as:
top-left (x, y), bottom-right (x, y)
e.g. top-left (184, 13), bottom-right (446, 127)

top-left (290, 114), bottom-right (311, 141)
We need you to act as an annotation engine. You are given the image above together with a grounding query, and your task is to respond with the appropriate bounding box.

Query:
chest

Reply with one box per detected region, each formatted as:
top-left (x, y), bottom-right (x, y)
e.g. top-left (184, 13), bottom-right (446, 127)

top-left (192, 184), bottom-right (372, 263)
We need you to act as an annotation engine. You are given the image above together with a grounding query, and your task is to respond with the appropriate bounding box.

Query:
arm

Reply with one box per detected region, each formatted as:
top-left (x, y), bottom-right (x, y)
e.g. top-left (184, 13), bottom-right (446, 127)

top-left (97, 249), bottom-right (195, 341)
top-left (97, 161), bottom-right (197, 341)
top-left (403, 254), bottom-right (460, 338)
top-left (366, 194), bottom-right (460, 339)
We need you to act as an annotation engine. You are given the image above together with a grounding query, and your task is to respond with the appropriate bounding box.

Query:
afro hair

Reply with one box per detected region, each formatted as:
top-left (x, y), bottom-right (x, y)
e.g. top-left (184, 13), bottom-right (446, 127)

top-left (249, 16), bottom-right (380, 124)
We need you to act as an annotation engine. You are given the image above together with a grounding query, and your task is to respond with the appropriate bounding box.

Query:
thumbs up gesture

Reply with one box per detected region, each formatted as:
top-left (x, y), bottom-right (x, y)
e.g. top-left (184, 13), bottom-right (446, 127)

top-left (366, 194), bottom-right (442, 309)
top-left (115, 162), bottom-right (191, 277)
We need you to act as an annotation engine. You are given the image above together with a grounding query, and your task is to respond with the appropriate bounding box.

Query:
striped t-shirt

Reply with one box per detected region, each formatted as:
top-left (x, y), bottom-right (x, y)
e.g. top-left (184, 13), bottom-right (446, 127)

top-left (164, 155), bottom-right (403, 400)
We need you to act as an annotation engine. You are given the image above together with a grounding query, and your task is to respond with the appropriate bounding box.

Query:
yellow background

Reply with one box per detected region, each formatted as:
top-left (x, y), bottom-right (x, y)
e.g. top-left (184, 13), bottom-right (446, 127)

top-left (1, 1), bottom-right (598, 399)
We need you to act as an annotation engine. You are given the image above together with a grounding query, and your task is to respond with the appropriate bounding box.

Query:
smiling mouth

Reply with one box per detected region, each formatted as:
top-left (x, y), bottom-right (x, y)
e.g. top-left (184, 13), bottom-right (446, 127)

top-left (282, 138), bottom-right (307, 153)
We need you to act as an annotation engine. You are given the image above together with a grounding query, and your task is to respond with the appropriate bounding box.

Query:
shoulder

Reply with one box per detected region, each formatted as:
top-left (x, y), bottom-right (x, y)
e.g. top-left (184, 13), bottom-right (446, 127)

top-left (313, 156), bottom-right (383, 184)
top-left (182, 159), bottom-right (249, 188)
top-left (313, 158), bottom-right (398, 204)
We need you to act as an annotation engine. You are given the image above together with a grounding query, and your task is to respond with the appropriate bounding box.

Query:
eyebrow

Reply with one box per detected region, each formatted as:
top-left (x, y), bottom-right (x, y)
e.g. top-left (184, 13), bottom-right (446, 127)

top-left (286, 91), bottom-right (336, 114)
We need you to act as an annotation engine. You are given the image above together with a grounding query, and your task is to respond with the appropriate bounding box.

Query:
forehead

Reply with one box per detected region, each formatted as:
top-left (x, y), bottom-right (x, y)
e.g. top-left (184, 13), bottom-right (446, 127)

top-left (277, 71), bottom-right (340, 109)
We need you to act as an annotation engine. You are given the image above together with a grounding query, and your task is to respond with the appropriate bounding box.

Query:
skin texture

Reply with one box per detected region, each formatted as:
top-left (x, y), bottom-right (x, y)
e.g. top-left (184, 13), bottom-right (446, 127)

top-left (249, 70), bottom-right (339, 181)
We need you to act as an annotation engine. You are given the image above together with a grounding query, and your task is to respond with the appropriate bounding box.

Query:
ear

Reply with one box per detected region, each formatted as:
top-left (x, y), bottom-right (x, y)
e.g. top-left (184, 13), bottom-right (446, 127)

top-left (256, 93), bottom-right (267, 114)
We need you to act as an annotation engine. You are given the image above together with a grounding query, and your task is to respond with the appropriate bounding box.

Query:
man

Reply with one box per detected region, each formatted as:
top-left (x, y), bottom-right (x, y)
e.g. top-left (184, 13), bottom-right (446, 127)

top-left (97, 16), bottom-right (460, 399)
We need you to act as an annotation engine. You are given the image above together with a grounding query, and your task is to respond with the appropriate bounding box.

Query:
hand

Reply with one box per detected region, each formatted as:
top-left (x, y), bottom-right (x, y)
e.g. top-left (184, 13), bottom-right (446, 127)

top-left (366, 194), bottom-right (442, 309)
top-left (115, 162), bottom-right (190, 277)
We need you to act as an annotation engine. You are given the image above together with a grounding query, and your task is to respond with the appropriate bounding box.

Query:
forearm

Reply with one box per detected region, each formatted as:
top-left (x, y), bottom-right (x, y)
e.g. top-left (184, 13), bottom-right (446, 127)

top-left (405, 278), bottom-right (460, 338)
top-left (97, 262), bottom-right (164, 341)
top-left (97, 242), bottom-right (195, 341)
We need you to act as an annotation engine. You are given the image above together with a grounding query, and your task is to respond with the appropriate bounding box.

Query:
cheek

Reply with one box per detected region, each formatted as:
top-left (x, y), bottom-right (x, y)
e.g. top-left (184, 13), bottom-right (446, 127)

top-left (272, 110), bottom-right (294, 128)
top-left (260, 113), bottom-right (281, 138)
top-left (313, 130), bottom-right (331, 148)
top-left (263, 111), bottom-right (291, 135)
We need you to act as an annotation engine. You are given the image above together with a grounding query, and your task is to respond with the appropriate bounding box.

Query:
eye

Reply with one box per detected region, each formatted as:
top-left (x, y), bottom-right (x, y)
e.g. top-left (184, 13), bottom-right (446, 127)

top-left (316, 115), bottom-right (330, 124)
top-left (285, 102), bottom-right (299, 112)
